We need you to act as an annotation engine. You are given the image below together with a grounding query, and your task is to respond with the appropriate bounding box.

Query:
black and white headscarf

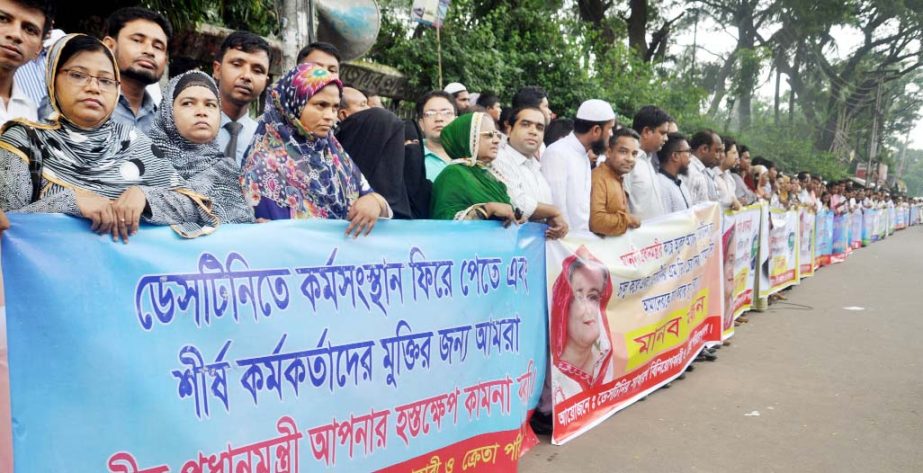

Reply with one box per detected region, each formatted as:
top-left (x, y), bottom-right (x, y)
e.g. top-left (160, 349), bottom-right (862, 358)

top-left (0, 34), bottom-right (184, 200)
top-left (147, 70), bottom-right (254, 225)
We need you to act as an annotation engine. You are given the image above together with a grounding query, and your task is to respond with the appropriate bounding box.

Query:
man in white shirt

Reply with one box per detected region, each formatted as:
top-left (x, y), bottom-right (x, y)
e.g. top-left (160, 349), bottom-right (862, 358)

top-left (797, 171), bottom-right (816, 208)
top-left (541, 99), bottom-right (616, 235)
top-left (626, 105), bottom-right (672, 221)
top-left (212, 31), bottom-right (271, 167)
top-left (0, 0), bottom-right (50, 124)
top-left (656, 133), bottom-right (693, 213)
top-left (493, 106), bottom-right (568, 239)
top-left (685, 129), bottom-right (720, 204)
top-left (511, 86), bottom-right (555, 158)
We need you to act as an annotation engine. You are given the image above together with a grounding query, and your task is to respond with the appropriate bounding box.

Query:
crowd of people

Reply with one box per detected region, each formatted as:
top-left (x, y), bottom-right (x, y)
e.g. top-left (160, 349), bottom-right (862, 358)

top-left (1, 0), bottom-right (922, 446)
top-left (0, 1), bottom-right (919, 244)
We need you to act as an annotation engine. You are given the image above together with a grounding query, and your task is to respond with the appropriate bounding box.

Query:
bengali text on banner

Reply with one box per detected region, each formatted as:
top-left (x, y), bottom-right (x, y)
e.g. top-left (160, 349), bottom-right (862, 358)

top-left (1, 214), bottom-right (548, 472)
top-left (545, 203), bottom-right (723, 445)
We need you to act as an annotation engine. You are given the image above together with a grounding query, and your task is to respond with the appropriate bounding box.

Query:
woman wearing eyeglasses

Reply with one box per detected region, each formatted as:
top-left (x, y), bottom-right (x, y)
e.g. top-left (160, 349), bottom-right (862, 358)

top-left (0, 34), bottom-right (217, 242)
top-left (430, 112), bottom-right (525, 224)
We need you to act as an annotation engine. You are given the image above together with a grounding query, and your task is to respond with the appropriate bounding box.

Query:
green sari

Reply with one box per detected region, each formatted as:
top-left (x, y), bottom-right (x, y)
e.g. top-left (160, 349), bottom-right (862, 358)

top-left (429, 112), bottom-right (512, 220)
top-left (431, 164), bottom-right (511, 219)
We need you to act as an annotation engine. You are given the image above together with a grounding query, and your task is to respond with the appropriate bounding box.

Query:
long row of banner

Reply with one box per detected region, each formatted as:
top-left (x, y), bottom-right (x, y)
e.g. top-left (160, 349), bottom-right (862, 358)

top-left (1, 203), bottom-right (920, 470)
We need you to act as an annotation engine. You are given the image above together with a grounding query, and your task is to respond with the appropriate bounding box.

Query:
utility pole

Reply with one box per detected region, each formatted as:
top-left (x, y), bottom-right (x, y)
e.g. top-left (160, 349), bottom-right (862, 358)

top-left (866, 77), bottom-right (883, 189)
top-left (898, 127), bottom-right (911, 178)
top-left (281, 0), bottom-right (312, 70)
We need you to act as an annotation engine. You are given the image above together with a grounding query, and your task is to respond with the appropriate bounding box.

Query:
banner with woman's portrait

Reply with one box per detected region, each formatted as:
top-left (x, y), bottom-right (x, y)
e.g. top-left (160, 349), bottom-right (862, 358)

top-left (766, 208), bottom-right (800, 294)
top-left (545, 203), bottom-right (723, 445)
top-left (723, 204), bottom-right (762, 335)
top-left (798, 209), bottom-right (816, 279)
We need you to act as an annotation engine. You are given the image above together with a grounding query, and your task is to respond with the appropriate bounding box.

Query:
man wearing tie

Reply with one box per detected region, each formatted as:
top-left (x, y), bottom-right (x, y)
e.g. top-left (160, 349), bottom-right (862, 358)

top-left (213, 31), bottom-right (272, 167)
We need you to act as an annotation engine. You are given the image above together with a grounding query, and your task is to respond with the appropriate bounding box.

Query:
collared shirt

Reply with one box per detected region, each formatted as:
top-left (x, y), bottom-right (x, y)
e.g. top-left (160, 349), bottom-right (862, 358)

top-left (216, 112), bottom-right (259, 167)
top-left (590, 163), bottom-right (633, 236)
top-left (0, 79), bottom-right (38, 125)
top-left (732, 172), bottom-right (757, 205)
top-left (541, 132), bottom-right (591, 234)
top-left (423, 141), bottom-right (451, 181)
top-left (110, 92), bottom-right (158, 135)
top-left (657, 169), bottom-right (692, 214)
top-left (624, 150), bottom-right (666, 221)
top-left (719, 169), bottom-right (738, 206)
top-left (704, 167), bottom-right (735, 209)
top-left (683, 155), bottom-right (711, 205)
top-left (493, 142), bottom-right (553, 220)
top-left (13, 51), bottom-right (47, 107)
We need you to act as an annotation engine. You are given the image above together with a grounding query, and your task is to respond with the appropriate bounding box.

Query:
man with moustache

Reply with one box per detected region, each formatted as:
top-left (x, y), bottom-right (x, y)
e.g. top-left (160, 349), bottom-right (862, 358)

top-left (686, 130), bottom-right (720, 204)
top-left (656, 133), bottom-right (694, 214)
top-left (443, 82), bottom-right (471, 115)
top-left (492, 106), bottom-right (568, 239)
top-left (0, 0), bottom-right (53, 124)
top-left (541, 99), bottom-right (616, 235)
top-left (212, 31), bottom-right (271, 166)
top-left (590, 128), bottom-right (642, 236)
top-left (101, 7), bottom-right (171, 134)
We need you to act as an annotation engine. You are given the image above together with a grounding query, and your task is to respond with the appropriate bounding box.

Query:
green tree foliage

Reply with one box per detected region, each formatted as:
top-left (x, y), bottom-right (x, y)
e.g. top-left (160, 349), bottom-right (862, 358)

top-left (369, 0), bottom-right (704, 120)
top-left (54, 1), bottom-right (279, 38)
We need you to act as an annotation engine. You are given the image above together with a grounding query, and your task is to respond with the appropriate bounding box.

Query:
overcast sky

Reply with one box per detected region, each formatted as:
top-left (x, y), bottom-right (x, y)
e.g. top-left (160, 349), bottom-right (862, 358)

top-left (668, 12), bottom-right (923, 150)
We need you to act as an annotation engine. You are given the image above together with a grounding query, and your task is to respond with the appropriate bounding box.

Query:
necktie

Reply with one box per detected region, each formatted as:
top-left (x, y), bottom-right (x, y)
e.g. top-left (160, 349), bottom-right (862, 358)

top-left (224, 121), bottom-right (244, 164)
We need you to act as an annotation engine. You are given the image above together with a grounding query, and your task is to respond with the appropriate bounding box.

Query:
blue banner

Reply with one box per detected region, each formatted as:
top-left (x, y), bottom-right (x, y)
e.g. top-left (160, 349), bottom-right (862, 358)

top-left (814, 210), bottom-right (833, 265)
top-left (2, 214), bottom-right (547, 472)
top-left (831, 213), bottom-right (850, 262)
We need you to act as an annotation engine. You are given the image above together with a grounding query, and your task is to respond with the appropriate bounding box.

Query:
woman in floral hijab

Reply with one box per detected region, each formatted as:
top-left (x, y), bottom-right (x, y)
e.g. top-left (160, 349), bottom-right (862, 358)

top-left (240, 63), bottom-right (391, 237)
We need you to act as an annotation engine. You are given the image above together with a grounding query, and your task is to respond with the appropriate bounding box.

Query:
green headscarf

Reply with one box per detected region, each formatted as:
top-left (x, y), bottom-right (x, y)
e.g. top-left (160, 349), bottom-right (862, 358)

top-left (430, 112), bottom-right (511, 220)
top-left (440, 112), bottom-right (483, 165)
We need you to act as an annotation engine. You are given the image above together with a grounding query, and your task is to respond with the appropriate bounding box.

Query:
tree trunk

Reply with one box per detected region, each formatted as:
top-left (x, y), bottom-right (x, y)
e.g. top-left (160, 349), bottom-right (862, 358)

top-left (735, 1), bottom-right (757, 131)
top-left (774, 64), bottom-right (781, 125)
top-left (706, 47), bottom-right (739, 117)
top-left (627, 0), bottom-right (648, 58)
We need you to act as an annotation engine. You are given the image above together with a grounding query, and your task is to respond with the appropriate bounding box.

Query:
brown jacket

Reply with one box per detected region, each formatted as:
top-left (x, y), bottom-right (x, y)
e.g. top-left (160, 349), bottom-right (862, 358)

top-left (590, 164), bottom-right (633, 236)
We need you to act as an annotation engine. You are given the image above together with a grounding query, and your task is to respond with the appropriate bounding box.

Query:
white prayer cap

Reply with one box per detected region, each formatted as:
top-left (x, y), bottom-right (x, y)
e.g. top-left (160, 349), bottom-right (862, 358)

top-left (576, 99), bottom-right (616, 122)
top-left (444, 82), bottom-right (467, 94)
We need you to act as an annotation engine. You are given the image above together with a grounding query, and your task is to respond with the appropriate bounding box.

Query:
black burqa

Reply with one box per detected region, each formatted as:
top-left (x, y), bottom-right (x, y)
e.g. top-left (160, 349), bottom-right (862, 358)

top-left (336, 107), bottom-right (412, 219)
top-left (402, 118), bottom-right (432, 219)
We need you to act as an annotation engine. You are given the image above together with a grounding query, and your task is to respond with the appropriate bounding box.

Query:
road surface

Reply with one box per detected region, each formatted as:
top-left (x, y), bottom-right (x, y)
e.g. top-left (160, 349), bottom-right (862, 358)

top-left (521, 225), bottom-right (923, 473)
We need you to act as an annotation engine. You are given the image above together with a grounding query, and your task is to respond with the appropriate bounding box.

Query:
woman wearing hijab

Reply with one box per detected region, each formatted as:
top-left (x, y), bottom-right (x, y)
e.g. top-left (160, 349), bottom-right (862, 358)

top-left (0, 34), bottom-right (215, 242)
top-left (241, 63), bottom-right (391, 238)
top-left (429, 112), bottom-right (523, 223)
top-left (549, 246), bottom-right (615, 403)
top-left (147, 70), bottom-right (254, 229)
top-left (402, 119), bottom-right (433, 219)
top-left (335, 106), bottom-right (414, 219)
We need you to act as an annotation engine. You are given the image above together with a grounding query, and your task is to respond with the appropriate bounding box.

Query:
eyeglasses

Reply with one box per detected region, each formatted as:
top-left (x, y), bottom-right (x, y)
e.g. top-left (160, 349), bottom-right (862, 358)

top-left (422, 110), bottom-right (456, 119)
top-left (479, 130), bottom-right (503, 140)
top-left (61, 69), bottom-right (120, 91)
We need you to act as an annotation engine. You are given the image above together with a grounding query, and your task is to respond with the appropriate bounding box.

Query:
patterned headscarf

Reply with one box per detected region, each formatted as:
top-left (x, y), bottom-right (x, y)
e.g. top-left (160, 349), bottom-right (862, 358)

top-left (0, 34), bottom-right (184, 201)
top-left (241, 63), bottom-right (370, 220)
top-left (148, 70), bottom-right (253, 225)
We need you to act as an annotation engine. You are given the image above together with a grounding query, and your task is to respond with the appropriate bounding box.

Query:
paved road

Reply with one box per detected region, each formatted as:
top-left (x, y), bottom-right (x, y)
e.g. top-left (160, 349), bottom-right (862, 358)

top-left (521, 225), bottom-right (923, 473)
